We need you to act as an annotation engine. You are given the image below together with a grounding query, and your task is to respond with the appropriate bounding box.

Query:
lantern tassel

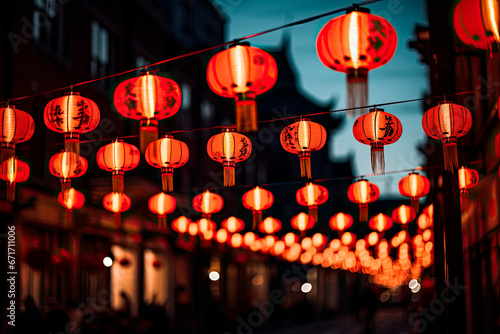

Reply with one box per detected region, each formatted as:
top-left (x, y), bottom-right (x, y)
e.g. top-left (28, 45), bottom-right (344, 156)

top-left (371, 143), bottom-right (385, 174)
top-left (460, 193), bottom-right (469, 211)
top-left (6, 183), bottom-right (15, 202)
top-left (346, 68), bottom-right (368, 116)
top-left (0, 146), bottom-right (15, 165)
top-left (140, 125), bottom-right (158, 153)
top-left (252, 211), bottom-right (262, 230)
top-left (359, 203), bottom-right (368, 223)
top-left (223, 161), bottom-right (235, 187)
top-left (112, 173), bottom-right (124, 193)
top-left (64, 134), bottom-right (80, 164)
top-left (236, 93), bottom-right (258, 133)
top-left (309, 206), bottom-right (318, 223)
top-left (298, 152), bottom-right (312, 179)
top-left (158, 215), bottom-right (167, 230)
top-left (114, 213), bottom-right (122, 228)
top-left (61, 179), bottom-right (71, 193)
top-left (442, 140), bottom-right (458, 172)
top-left (64, 209), bottom-right (73, 227)
top-left (411, 197), bottom-right (419, 213)
top-left (161, 168), bottom-right (174, 192)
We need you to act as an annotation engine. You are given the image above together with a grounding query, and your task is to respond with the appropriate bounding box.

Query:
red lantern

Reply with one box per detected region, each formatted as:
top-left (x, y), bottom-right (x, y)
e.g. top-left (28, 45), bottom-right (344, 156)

top-left (391, 205), bottom-right (416, 228)
top-left (458, 166), bottom-right (479, 210)
top-left (148, 192), bottom-right (176, 229)
top-left (280, 119), bottom-right (327, 179)
top-left (316, 8), bottom-right (397, 115)
top-left (365, 231), bottom-right (379, 246)
top-left (347, 179), bottom-right (380, 222)
top-left (171, 216), bottom-right (192, 233)
top-left (145, 134), bottom-right (189, 192)
top-left (422, 102), bottom-right (472, 172)
top-left (258, 217), bottom-right (282, 234)
top-left (207, 127), bottom-right (252, 187)
top-left (103, 192), bottom-right (131, 228)
top-left (0, 157), bottom-right (29, 201)
top-left (197, 218), bottom-right (216, 234)
top-left (0, 105), bottom-right (35, 163)
top-left (49, 151), bottom-right (87, 192)
top-left (329, 213), bottom-right (354, 232)
top-left (369, 213), bottom-right (393, 233)
top-left (398, 172), bottom-right (430, 212)
top-left (57, 188), bottom-right (85, 211)
top-left (341, 232), bottom-right (357, 247)
top-left (215, 228), bottom-right (229, 243)
top-left (221, 216), bottom-right (245, 233)
top-left (114, 71), bottom-right (182, 152)
top-left (206, 43), bottom-right (278, 132)
top-left (192, 190), bottom-right (223, 219)
top-left (417, 213), bottom-right (433, 230)
top-left (96, 139), bottom-right (140, 193)
top-left (353, 108), bottom-right (402, 173)
top-left (290, 212), bottom-right (315, 237)
top-left (44, 92), bottom-right (100, 159)
top-left (296, 182), bottom-right (328, 221)
top-left (242, 186), bottom-right (274, 229)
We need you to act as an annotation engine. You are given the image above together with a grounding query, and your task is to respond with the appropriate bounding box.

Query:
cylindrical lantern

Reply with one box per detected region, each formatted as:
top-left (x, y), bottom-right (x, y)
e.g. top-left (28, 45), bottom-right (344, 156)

top-left (221, 216), bottom-right (245, 233)
top-left (206, 43), bottom-right (278, 133)
top-left (458, 166), bottom-right (479, 210)
top-left (329, 213), bottom-right (354, 232)
top-left (49, 151), bottom-right (88, 192)
top-left (96, 139), bottom-right (140, 193)
top-left (347, 179), bottom-right (380, 222)
top-left (44, 92), bottom-right (100, 159)
top-left (0, 157), bottom-right (29, 201)
top-left (391, 205), bottom-right (416, 229)
top-left (0, 105), bottom-right (35, 164)
top-left (192, 190), bottom-right (224, 219)
top-left (369, 213), bottom-right (393, 233)
top-left (172, 216), bottom-right (192, 233)
top-left (398, 172), bottom-right (430, 213)
top-left (353, 107), bottom-right (402, 174)
top-left (280, 119), bottom-right (327, 179)
top-left (242, 186), bottom-right (274, 229)
top-left (316, 8), bottom-right (397, 115)
top-left (113, 71), bottom-right (182, 152)
top-left (103, 192), bottom-right (132, 228)
top-left (207, 127), bottom-right (252, 187)
top-left (148, 192), bottom-right (176, 229)
top-left (145, 134), bottom-right (189, 192)
top-left (290, 212), bottom-right (315, 237)
top-left (258, 217), bottom-right (282, 234)
top-left (296, 182), bottom-right (329, 221)
top-left (422, 102), bottom-right (472, 172)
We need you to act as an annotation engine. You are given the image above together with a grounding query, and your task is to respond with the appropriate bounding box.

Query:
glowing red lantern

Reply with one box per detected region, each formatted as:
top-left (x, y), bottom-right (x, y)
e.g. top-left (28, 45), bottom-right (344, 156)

top-left (242, 186), bottom-right (274, 229)
top-left (206, 43), bottom-right (278, 133)
top-left (369, 213), bottom-right (393, 232)
top-left (145, 134), bottom-right (189, 192)
top-left (280, 119), bottom-right (327, 179)
top-left (458, 166), bottom-right (479, 210)
top-left (365, 231), bottom-right (380, 246)
top-left (296, 182), bottom-right (328, 221)
top-left (57, 188), bottom-right (85, 212)
top-left (290, 212), bottom-right (315, 237)
top-left (316, 8), bottom-right (397, 114)
top-left (221, 216), bottom-right (245, 233)
top-left (171, 216), bottom-right (192, 233)
top-left (0, 105), bottom-right (35, 163)
top-left (341, 232), bottom-right (357, 247)
top-left (258, 217), bottom-right (282, 234)
top-left (207, 127), bottom-right (252, 187)
top-left (44, 92), bottom-right (100, 159)
top-left (197, 218), bottom-right (216, 234)
top-left (216, 229), bottom-right (229, 243)
top-left (229, 233), bottom-right (243, 248)
top-left (192, 190), bottom-right (224, 219)
top-left (96, 139), bottom-right (140, 193)
top-left (347, 179), bottom-right (380, 222)
top-left (148, 192), bottom-right (176, 229)
top-left (353, 107), bottom-right (402, 173)
top-left (392, 205), bottom-right (416, 228)
top-left (114, 71), bottom-right (182, 152)
top-left (103, 192), bottom-right (131, 227)
top-left (329, 213), bottom-right (354, 232)
top-left (422, 102), bottom-right (472, 171)
top-left (398, 172), bottom-right (430, 212)
top-left (0, 157), bottom-right (29, 201)
top-left (417, 213), bottom-right (433, 230)
top-left (49, 151), bottom-right (87, 192)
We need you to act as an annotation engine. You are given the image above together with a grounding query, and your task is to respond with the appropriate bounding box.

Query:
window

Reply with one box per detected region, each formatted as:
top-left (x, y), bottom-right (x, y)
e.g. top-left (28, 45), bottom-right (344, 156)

top-left (91, 21), bottom-right (110, 88)
top-left (33, 0), bottom-right (66, 57)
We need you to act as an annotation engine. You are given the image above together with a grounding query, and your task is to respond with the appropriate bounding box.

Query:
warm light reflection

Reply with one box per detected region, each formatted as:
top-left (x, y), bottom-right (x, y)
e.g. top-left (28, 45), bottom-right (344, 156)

top-left (229, 46), bottom-right (249, 93)
top-left (297, 120), bottom-right (311, 150)
top-left (349, 11), bottom-right (360, 69)
top-left (140, 74), bottom-right (157, 119)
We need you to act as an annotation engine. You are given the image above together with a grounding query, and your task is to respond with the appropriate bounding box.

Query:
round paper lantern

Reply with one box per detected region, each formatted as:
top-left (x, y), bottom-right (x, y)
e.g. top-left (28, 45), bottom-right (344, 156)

top-left (197, 218), bottom-right (216, 234)
top-left (365, 231), bottom-right (380, 246)
top-left (207, 127), bottom-right (252, 187)
top-left (347, 179), bottom-right (380, 222)
top-left (49, 151), bottom-right (88, 192)
top-left (0, 157), bottom-right (29, 201)
top-left (172, 216), bottom-right (192, 233)
top-left (353, 107), bottom-right (402, 173)
top-left (192, 190), bottom-right (223, 219)
top-left (458, 166), bottom-right (479, 210)
top-left (145, 134), bottom-right (189, 192)
top-left (398, 172), bottom-right (430, 212)
top-left (242, 186), bottom-right (274, 229)
top-left (369, 213), bottom-right (393, 233)
top-left (422, 102), bottom-right (472, 172)
top-left (113, 71), bottom-right (182, 152)
top-left (57, 188), bottom-right (85, 212)
top-left (329, 213), bottom-right (354, 232)
top-left (229, 233), bottom-right (243, 248)
top-left (341, 232), bottom-right (357, 247)
top-left (417, 213), bottom-right (433, 230)
top-left (296, 182), bottom-right (329, 221)
top-left (216, 228), bottom-right (229, 243)
top-left (316, 8), bottom-right (397, 115)
top-left (280, 119), bottom-right (327, 179)
top-left (44, 92), bottom-right (100, 159)
top-left (96, 139), bottom-right (140, 193)
top-left (258, 217), bottom-right (282, 234)
top-left (0, 105), bottom-right (35, 163)
top-left (392, 205), bottom-right (416, 227)
top-left (283, 232), bottom-right (299, 247)
top-left (148, 192), bottom-right (176, 229)
top-left (206, 43), bottom-right (278, 132)
top-left (221, 216), bottom-right (245, 233)
top-left (290, 212), bottom-right (315, 237)
top-left (103, 192), bottom-right (131, 228)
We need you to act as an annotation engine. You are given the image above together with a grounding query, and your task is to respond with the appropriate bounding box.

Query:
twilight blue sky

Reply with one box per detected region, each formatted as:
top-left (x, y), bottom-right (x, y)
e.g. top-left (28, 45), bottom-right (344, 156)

top-left (211, 0), bottom-right (429, 198)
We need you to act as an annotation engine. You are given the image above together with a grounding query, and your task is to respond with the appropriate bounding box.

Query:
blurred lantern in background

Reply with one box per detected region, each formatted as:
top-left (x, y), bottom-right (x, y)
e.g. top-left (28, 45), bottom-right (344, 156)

top-left (316, 7), bottom-right (397, 115)
top-left (221, 216), bottom-right (245, 233)
top-left (207, 126), bottom-right (252, 187)
top-left (369, 213), bottom-right (393, 233)
top-left (329, 213), bottom-right (354, 233)
top-left (398, 172), bottom-right (430, 212)
top-left (242, 186), bottom-right (274, 229)
top-left (347, 179), bottom-right (380, 222)
top-left (365, 231), bottom-right (380, 247)
top-left (192, 190), bottom-right (224, 219)
top-left (148, 192), bottom-right (176, 229)
top-left (197, 218), bottom-right (216, 235)
top-left (49, 151), bottom-right (87, 193)
top-left (172, 216), bottom-right (192, 234)
top-left (0, 105), bottom-right (35, 164)
top-left (114, 71), bottom-right (182, 152)
top-left (0, 157), bottom-right (29, 201)
top-left (57, 187), bottom-right (85, 224)
top-left (280, 118), bottom-right (326, 179)
top-left (258, 217), bottom-right (282, 235)
top-left (417, 212), bottom-right (433, 230)
top-left (422, 101), bottom-right (472, 172)
top-left (296, 182), bottom-right (329, 221)
top-left (392, 205), bottom-right (416, 230)
top-left (145, 134), bottom-right (189, 192)
top-left (103, 192), bottom-right (131, 228)
top-left (216, 228), bottom-right (229, 244)
top-left (458, 166), bottom-right (479, 210)
top-left (97, 139), bottom-right (140, 193)
top-left (206, 43), bottom-right (277, 133)
top-left (290, 212), bottom-right (315, 237)
top-left (353, 107), bottom-right (402, 174)
top-left (341, 231), bottom-right (357, 247)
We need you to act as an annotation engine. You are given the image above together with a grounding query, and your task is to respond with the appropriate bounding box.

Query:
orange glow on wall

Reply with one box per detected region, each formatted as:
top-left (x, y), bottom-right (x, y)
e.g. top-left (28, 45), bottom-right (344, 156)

top-left (369, 213), bottom-right (393, 232)
top-left (0, 105), bottom-right (35, 164)
top-left (242, 186), bottom-right (274, 229)
top-left (172, 216), bottom-right (192, 233)
top-left (296, 182), bottom-right (329, 221)
top-left (347, 179), bottom-right (380, 222)
top-left (148, 192), bottom-right (176, 229)
top-left (192, 190), bottom-right (224, 218)
top-left (398, 172), bottom-right (430, 212)
top-left (329, 212), bottom-right (354, 232)
top-left (221, 216), bottom-right (245, 233)
top-left (0, 157), bottom-right (29, 201)
top-left (258, 217), bottom-right (282, 234)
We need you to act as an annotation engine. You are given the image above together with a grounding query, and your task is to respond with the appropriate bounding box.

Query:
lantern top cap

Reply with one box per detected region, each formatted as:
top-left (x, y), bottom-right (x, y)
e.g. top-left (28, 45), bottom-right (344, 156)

top-left (346, 5), bottom-right (370, 14)
top-left (162, 133), bottom-right (174, 139)
top-left (295, 117), bottom-right (310, 122)
top-left (221, 125), bottom-right (237, 132)
top-left (139, 68), bottom-right (159, 76)
top-left (369, 107), bottom-right (384, 113)
top-left (64, 91), bottom-right (80, 96)
top-left (229, 41), bottom-right (250, 48)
